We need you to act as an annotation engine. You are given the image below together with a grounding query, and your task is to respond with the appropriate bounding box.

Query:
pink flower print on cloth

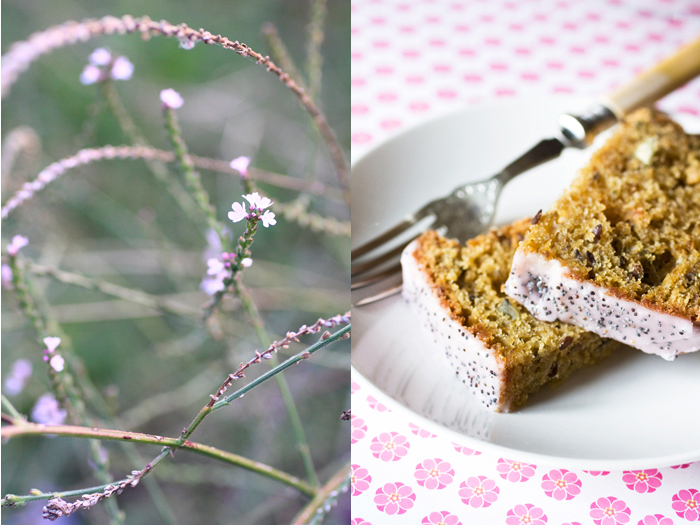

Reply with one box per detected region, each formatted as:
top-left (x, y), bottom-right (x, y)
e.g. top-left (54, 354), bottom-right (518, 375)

top-left (351, 415), bottom-right (367, 444)
top-left (671, 463), bottom-right (691, 469)
top-left (497, 458), bottom-right (537, 482)
top-left (351, 519), bottom-right (372, 525)
top-left (590, 496), bottom-right (631, 525)
top-left (506, 503), bottom-right (548, 525)
top-left (622, 470), bottom-right (662, 493)
top-left (453, 442), bottom-right (481, 456)
top-left (370, 432), bottom-right (410, 462)
top-left (585, 471), bottom-right (611, 476)
top-left (409, 422), bottom-right (436, 438)
top-left (638, 515), bottom-right (674, 525)
top-left (414, 458), bottom-right (454, 490)
top-left (374, 482), bottom-right (416, 515)
top-left (422, 510), bottom-right (462, 525)
top-left (541, 469), bottom-right (582, 501)
top-left (351, 464), bottom-right (372, 497)
top-left (351, 380), bottom-right (361, 394)
top-left (458, 476), bottom-right (500, 508)
top-left (366, 395), bottom-right (390, 412)
top-left (672, 488), bottom-right (700, 521)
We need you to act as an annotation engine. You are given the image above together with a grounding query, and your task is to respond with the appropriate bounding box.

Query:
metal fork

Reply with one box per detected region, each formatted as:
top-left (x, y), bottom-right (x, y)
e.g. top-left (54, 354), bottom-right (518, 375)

top-left (351, 36), bottom-right (700, 306)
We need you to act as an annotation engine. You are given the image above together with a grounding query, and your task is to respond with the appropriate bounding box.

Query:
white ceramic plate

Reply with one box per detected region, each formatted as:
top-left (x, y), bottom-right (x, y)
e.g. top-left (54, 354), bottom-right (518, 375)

top-left (351, 98), bottom-right (700, 470)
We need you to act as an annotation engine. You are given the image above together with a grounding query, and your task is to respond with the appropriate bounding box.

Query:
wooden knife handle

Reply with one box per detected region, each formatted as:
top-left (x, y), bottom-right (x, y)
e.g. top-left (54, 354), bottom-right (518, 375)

top-left (603, 35), bottom-right (700, 117)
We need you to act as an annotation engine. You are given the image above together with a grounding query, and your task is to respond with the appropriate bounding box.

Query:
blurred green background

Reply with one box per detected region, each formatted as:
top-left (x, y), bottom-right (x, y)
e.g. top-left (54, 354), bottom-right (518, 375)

top-left (1, 0), bottom-right (350, 523)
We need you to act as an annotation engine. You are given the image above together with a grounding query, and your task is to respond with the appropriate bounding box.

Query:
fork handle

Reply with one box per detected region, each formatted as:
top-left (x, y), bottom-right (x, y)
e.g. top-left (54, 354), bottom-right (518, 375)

top-left (560, 35), bottom-right (700, 147)
top-left (603, 35), bottom-right (700, 117)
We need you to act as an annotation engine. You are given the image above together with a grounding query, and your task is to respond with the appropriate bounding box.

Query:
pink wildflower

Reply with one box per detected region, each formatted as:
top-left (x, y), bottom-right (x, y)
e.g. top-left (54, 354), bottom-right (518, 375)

top-left (228, 201), bottom-right (248, 223)
top-left (244, 192), bottom-right (273, 210)
top-left (44, 337), bottom-right (61, 353)
top-left (80, 64), bottom-right (102, 85)
top-left (230, 156), bottom-right (251, 178)
top-left (7, 234), bottom-right (28, 256)
top-left (160, 88), bottom-right (184, 109)
top-left (49, 355), bottom-right (65, 373)
top-left (4, 359), bottom-right (32, 396)
top-left (31, 393), bottom-right (67, 425)
top-left (2, 264), bottom-right (13, 289)
top-left (110, 56), bottom-right (134, 80)
top-left (260, 210), bottom-right (277, 228)
top-left (89, 48), bottom-right (112, 66)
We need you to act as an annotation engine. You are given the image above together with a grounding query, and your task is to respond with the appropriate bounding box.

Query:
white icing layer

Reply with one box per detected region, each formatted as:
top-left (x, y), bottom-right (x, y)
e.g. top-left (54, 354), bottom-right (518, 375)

top-left (401, 240), bottom-right (510, 411)
top-left (505, 249), bottom-right (700, 361)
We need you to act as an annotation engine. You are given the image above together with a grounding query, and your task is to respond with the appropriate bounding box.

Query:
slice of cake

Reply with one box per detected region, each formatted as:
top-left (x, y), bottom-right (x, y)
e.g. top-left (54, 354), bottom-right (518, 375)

top-left (505, 109), bottom-right (700, 360)
top-left (401, 220), bottom-right (618, 412)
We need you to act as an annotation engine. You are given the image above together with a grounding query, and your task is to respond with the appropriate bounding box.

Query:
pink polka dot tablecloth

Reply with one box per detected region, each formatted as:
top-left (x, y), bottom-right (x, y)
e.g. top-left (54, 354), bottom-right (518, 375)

top-left (350, 0), bottom-right (700, 523)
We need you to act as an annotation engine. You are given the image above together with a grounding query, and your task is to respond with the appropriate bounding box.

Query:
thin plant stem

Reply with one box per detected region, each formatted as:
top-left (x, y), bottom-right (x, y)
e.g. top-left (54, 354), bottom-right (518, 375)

top-left (1, 125), bottom-right (41, 180)
top-left (189, 154), bottom-right (341, 199)
top-left (1, 394), bottom-right (24, 420)
top-left (117, 445), bottom-right (179, 525)
top-left (118, 363), bottom-right (223, 430)
top-left (26, 262), bottom-right (200, 318)
top-left (7, 254), bottom-right (178, 523)
top-left (211, 323), bottom-right (350, 410)
top-left (306, 0), bottom-right (327, 102)
top-left (0, 415), bottom-right (316, 499)
top-left (168, 319), bottom-right (350, 492)
top-left (100, 79), bottom-right (204, 231)
top-left (261, 22), bottom-right (306, 92)
top-left (274, 199), bottom-right (350, 236)
top-left (163, 105), bottom-right (224, 241)
top-left (0, 15), bottom-right (349, 195)
top-left (100, 80), bottom-right (145, 145)
top-left (231, 279), bottom-right (320, 488)
top-left (9, 318), bottom-right (350, 516)
top-left (1, 144), bottom-right (343, 221)
top-left (7, 254), bottom-right (127, 522)
top-left (206, 312), bottom-right (351, 406)
top-left (291, 462), bottom-right (350, 525)
top-left (38, 449), bottom-right (171, 520)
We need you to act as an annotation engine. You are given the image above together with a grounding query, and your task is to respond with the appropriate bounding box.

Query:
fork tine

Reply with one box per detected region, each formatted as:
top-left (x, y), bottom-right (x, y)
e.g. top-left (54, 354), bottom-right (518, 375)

top-left (351, 262), bottom-right (402, 290)
top-left (351, 213), bottom-right (422, 260)
top-left (351, 236), bottom-right (417, 277)
top-left (353, 283), bottom-right (403, 307)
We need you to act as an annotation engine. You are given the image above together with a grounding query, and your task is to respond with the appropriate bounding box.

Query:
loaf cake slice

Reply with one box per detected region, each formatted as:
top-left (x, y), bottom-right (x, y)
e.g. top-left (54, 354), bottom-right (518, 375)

top-left (401, 221), bottom-right (618, 412)
top-left (505, 109), bottom-right (700, 360)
